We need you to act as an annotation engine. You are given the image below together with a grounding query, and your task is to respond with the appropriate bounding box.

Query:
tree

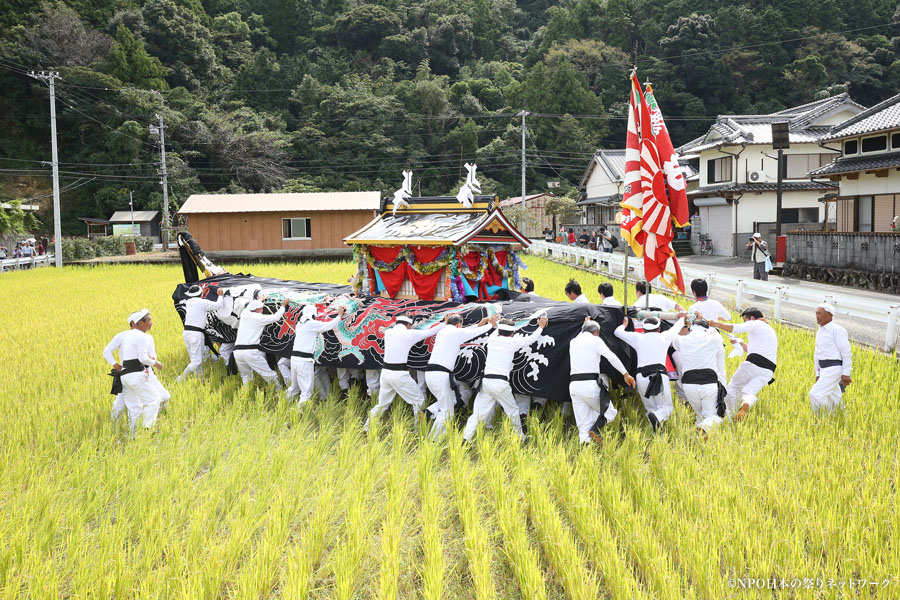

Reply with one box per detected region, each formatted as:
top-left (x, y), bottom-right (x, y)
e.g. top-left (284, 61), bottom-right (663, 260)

top-left (107, 25), bottom-right (168, 90)
top-left (334, 5), bottom-right (401, 52)
top-left (24, 3), bottom-right (112, 67)
top-left (544, 195), bottom-right (580, 232)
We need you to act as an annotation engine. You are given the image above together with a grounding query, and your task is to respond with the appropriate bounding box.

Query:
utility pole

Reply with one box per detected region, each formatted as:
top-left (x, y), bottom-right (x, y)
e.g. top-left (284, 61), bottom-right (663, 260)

top-left (28, 70), bottom-right (63, 267)
top-left (129, 190), bottom-right (134, 234)
top-left (150, 114), bottom-right (170, 249)
top-left (517, 110), bottom-right (530, 237)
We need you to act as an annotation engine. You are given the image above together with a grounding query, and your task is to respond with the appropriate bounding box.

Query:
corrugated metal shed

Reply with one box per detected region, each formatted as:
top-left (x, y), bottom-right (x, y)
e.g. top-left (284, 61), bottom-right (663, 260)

top-left (179, 192), bottom-right (382, 214)
top-left (109, 211), bottom-right (159, 222)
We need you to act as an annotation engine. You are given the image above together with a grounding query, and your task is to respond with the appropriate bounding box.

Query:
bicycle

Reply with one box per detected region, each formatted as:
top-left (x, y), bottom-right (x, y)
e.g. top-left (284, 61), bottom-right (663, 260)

top-left (699, 234), bottom-right (713, 256)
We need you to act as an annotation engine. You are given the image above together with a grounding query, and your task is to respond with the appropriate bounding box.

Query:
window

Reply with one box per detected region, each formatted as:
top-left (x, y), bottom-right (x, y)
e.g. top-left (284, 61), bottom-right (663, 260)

top-left (892, 133), bottom-right (900, 150)
top-left (282, 218), bottom-right (311, 240)
top-left (861, 135), bottom-right (887, 153)
top-left (783, 154), bottom-right (833, 179)
top-left (857, 196), bottom-right (874, 232)
top-left (843, 139), bottom-right (858, 155)
top-left (706, 157), bottom-right (732, 184)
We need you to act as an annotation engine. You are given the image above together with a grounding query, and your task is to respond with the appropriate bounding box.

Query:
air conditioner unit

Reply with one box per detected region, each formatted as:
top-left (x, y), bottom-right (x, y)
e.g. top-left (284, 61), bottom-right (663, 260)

top-left (748, 171), bottom-right (762, 182)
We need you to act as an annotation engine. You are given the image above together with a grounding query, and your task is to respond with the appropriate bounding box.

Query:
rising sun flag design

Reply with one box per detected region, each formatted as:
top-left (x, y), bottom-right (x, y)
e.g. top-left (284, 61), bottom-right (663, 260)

top-left (620, 71), bottom-right (686, 294)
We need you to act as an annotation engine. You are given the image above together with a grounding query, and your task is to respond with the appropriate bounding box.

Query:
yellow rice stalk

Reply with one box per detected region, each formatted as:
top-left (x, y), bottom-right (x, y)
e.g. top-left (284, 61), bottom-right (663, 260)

top-left (476, 436), bottom-right (547, 600)
top-left (447, 437), bottom-right (495, 600)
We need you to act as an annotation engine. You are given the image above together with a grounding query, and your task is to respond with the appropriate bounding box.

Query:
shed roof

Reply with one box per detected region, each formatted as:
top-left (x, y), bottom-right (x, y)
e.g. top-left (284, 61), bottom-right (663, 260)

top-left (109, 211), bottom-right (159, 223)
top-left (179, 192), bottom-right (381, 214)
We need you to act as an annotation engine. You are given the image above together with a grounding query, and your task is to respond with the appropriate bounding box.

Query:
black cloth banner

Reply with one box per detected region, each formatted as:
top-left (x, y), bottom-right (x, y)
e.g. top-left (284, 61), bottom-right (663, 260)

top-left (173, 274), bottom-right (636, 399)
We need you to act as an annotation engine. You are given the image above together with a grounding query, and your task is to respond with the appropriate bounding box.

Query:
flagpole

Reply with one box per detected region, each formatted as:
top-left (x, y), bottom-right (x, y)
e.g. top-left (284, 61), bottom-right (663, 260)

top-left (623, 65), bottom-right (637, 310)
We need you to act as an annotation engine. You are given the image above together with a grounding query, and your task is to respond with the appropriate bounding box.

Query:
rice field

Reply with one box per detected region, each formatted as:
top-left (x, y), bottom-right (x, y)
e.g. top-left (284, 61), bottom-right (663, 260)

top-left (1, 256), bottom-right (898, 599)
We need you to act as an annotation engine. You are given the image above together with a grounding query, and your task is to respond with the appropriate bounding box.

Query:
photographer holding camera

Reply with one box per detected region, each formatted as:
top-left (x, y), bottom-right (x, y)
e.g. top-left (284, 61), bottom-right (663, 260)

top-left (746, 233), bottom-right (769, 281)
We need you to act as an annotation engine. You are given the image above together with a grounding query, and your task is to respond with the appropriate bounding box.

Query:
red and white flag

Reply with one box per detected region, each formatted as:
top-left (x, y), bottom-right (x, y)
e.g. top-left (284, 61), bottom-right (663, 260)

top-left (620, 72), bottom-right (644, 257)
top-left (644, 84), bottom-right (690, 226)
top-left (637, 79), bottom-right (685, 293)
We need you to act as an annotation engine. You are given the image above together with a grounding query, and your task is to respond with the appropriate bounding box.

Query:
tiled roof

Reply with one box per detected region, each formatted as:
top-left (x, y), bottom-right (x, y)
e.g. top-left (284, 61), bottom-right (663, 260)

top-left (824, 93), bottom-right (900, 140)
top-left (579, 149), bottom-right (626, 189)
top-left (683, 94), bottom-right (864, 153)
top-left (809, 151), bottom-right (900, 176)
top-left (688, 181), bottom-right (837, 197)
top-left (577, 193), bottom-right (621, 206)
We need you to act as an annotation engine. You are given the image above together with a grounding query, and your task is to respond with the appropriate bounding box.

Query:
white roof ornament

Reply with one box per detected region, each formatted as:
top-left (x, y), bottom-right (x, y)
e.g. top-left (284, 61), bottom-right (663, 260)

top-left (392, 169), bottom-right (413, 217)
top-left (456, 162), bottom-right (479, 208)
top-left (467, 162), bottom-right (481, 194)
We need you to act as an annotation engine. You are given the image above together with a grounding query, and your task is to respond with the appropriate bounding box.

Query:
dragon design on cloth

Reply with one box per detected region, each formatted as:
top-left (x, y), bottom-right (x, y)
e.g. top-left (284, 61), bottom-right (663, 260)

top-left (173, 273), bottom-right (636, 399)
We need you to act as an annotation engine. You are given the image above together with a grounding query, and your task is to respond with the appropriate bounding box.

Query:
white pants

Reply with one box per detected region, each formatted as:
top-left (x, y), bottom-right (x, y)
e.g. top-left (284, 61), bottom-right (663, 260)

top-left (569, 377), bottom-right (618, 443)
top-left (219, 342), bottom-right (234, 365)
top-left (277, 357), bottom-right (291, 388)
top-left (463, 378), bottom-right (524, 441)
top-left (425, 371), bottom-right (457, 439)
top-left (337, 368), bottom-right (363, 390)
top-left (809, 366), bottom-right (845, 413)
top-left (287, 358), bottom-right (315, 404)
top-left (365, 369), bottom-right (424, 430)
top-left (636, 373), bottom-right (674, 422)
top-left (113, 368), bottom-right (169, 420)
top-left (121, 371), bottom-right (160, 431)
top-left (683, 383), bottom-right (723, 431)
top-left (365, 369), bottom-right (380, 397)
top-left (178, 330), bottom-right (207, 379)
top-left (724, 362), bottom-right (772, 417)
top-left (315, 367), bottom-right (331, 398)
top-left (234, 349), bottom-right (281, 388)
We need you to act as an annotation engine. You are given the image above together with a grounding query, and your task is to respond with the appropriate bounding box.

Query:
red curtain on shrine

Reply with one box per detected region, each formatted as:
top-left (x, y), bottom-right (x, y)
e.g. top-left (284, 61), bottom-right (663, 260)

top-left (369, 246), bottom-right (407, 298)
top-left (367, 246), bottom-right (445, 300)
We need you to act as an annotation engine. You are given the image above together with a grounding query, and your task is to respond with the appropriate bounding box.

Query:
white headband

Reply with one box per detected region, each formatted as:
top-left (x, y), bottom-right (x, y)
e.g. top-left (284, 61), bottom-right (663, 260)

top-left (396, 316), bottom-right (412, 325)
top-left (185, 285), bottom-right (203, 297)
top-left (817, 302), bottom-right (835, 315)
top-left (498, 322), bottom-right (516, 332)
top-left (643, 318), bottom-right (661, 331)
top-left (129, 308), bottom-right (149, 324)
top-left (246, 299), bottom-right (264, 311)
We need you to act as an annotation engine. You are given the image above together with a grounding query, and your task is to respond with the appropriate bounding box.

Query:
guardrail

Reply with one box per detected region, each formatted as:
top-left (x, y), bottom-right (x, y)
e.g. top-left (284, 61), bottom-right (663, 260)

top-left (0, 254), bottom-right (54, 273)
top-left (528, 240), bottom-right (900, 352)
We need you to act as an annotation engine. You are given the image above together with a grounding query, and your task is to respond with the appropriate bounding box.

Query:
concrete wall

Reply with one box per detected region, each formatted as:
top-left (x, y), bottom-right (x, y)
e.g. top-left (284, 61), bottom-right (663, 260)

top-left (786, 231), bottom-right (900, 272)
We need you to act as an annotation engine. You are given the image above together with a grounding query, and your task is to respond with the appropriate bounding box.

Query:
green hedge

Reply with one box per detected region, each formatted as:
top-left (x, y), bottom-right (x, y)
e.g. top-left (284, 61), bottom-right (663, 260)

top-left (61, 236), bottom-right (155, 260)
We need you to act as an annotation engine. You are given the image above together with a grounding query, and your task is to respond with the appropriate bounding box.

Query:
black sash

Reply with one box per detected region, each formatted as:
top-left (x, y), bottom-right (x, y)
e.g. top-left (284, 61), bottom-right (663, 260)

top-left (291, 350), bottom-right (314, 359)
top-left (184, 325), bottom-right (205, 333)
top-left (818, 359), bottom-right (842, 369)
top-left (636, 364), bottom-right (667, 397)
top-left (382, 363), bottom-right (407, 371)
top-left (746, 353), bottom-right (776, 372)
top-left (483, 373), bottom-right (508, 381)
top-left (425, 364), bottom-right (462, 407)
top-left (185, 325), bottom-right (220, 357)
top-left (717, 383), bottom-right (727, 417)
top-left (681, 368), bottom-right (718, 385)
top-left (234, 344), bottom-right (259, 351)
top-left (570, 372), bottom-right (600, 382)
top-left (110, 359), bottom-right (146, 395)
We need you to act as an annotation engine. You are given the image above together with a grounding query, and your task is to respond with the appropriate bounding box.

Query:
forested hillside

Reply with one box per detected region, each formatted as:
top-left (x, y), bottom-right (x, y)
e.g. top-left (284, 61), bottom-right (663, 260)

top-left (1, 0), bottom-right (898, 234)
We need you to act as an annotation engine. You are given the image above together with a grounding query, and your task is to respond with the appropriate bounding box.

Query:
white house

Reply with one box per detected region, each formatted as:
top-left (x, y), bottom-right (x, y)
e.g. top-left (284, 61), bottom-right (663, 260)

top-left (810, 92), bottom-right (900, 232)
top-left (681, 94), bottom-right (865, 256)
top-left (578, 149), bottom-right (627, 227)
